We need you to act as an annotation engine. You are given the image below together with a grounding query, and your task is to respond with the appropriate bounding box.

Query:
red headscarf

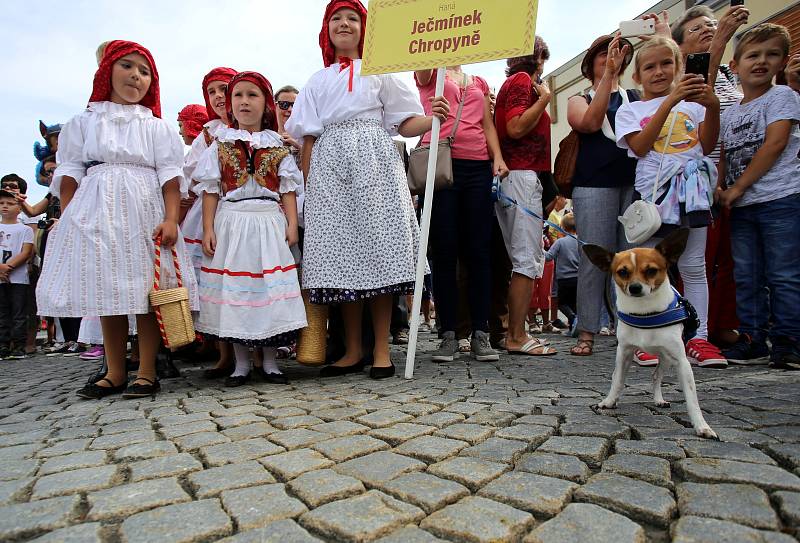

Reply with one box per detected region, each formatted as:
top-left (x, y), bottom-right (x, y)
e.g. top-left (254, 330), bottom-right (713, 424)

top-left (226, 71), bottom-right (277, 132)
top-left (202, 67), bottom-right (238, 120)
top-left (89, 40), bottom-right (161, 118)
top-left (178, 104), bottom-right (209, 140)
top-left (319, 0), bottom-right (367, 67)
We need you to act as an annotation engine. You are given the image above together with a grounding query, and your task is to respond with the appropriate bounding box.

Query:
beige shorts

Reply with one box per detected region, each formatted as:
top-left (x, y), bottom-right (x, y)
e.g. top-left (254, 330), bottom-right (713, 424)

top-left (495, 170), bottom-right (545, 280)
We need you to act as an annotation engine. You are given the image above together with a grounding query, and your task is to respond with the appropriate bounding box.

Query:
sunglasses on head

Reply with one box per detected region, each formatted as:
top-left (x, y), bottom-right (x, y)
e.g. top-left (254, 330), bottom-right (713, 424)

top-left (1, 183), bottom-right (18, 189)
top-left (276, 100), bottom-right (295, 110)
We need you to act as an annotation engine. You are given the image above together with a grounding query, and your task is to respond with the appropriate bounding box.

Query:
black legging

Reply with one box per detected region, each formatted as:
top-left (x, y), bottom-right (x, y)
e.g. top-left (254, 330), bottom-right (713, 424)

top-left (60, 317), bottom-right (82, 343)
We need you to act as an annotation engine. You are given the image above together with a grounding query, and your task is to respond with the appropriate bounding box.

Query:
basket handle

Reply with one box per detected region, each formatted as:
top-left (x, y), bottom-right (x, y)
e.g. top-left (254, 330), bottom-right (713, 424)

top-left (153, 236), bottom-right (184, 292)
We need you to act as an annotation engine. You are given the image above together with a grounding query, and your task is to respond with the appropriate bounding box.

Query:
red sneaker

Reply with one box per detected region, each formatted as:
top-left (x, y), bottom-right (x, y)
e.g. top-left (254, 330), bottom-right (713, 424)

top-left (634, 350), bottom-right (659, 367)
top-left (686, 338), bottom-right (728, 368)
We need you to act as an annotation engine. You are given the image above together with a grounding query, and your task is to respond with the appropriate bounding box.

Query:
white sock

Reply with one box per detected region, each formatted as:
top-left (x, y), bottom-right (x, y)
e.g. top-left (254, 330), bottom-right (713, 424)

top-left (262, 347), bottom-right (282, 375)
top-left (231, 344), bottom-right (251, 377)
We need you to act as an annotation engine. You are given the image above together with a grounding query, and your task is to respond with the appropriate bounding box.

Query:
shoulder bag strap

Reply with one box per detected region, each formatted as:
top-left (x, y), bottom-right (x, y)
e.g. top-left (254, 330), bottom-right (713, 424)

top-left (650, 108), bottom-right (679, 203)
top-left (448, 73), bottom-right (468, 141)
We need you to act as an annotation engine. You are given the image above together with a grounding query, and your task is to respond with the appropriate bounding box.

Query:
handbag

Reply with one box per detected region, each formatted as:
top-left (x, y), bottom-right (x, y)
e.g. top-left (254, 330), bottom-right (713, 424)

top-left (618, 110), bottom-right (679, 245)
top-left (407, 74), bottom-right (468, 195)
top-left (149, 238), bottom-right (195, 349)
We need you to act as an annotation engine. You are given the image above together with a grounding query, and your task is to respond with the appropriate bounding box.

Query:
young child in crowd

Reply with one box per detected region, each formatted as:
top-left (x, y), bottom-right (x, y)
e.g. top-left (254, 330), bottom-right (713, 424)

top-left (545, 213), bottom-right (580, 329)
top-left (718, 24), bottom-right (800, 368)
top-left (615, 36), bottom-right (726, 368)
top-left (36, 40), bottom-right (197, 399)
top-left (0, 189), bottom-right (34, 360)
top-left (286, 0), bottom-right (448, 379)
top-left (177, 104), bottom-right (208, 146)
top-left (193, 71), bottom-right (307, 386)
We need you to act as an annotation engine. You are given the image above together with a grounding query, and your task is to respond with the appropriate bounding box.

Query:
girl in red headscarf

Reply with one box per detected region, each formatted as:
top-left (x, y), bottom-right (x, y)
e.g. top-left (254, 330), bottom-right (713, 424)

top-left (36, 40), bottom-right (198, 400)
top-left (192, 71), bottom-right (307, 386)
top-left (177, 104), bottom-right (209, 145)
top-left (286, 0), bottom-right (448, 380)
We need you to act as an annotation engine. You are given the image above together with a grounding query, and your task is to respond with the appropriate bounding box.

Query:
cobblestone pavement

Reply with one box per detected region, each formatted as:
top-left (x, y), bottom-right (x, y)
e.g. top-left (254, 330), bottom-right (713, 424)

top-left (1, 331), bottom-right (799, 543)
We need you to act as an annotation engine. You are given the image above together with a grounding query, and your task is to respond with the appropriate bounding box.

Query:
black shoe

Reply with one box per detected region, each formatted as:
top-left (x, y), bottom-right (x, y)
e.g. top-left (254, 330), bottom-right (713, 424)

top-left (254, 367), bottom-right (290, 384)
top-left (156, 352), bottom-right (181, 379)
top-left (203, 365), bottom-right (234, 379)
top-left (224, 374), bottom-right (251, 387)
top-left (87, 359), bottom-right (109, 384)
top-left (319, 359), bottom-right (366, 377)
top-left (369, 362), bottom-right (396, 380)
top-left (122, 377), bottom-right (161, 399)
top-left (7, 349), bottom-right (27, 360)
top-left (76, 378), bottom-right (126, 399)
top-left (770, 337), bottom-right (800, 370)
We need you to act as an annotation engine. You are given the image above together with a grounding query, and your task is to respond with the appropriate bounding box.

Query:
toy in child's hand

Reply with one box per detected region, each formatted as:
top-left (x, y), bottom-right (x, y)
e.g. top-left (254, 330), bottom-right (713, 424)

top-left (34, 121), bottom-right (62, 186)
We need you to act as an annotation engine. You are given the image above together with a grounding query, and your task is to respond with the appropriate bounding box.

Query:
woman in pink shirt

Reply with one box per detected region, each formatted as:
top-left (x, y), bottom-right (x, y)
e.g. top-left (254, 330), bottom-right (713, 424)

top-left (415, 66), bottom-right (508, 362)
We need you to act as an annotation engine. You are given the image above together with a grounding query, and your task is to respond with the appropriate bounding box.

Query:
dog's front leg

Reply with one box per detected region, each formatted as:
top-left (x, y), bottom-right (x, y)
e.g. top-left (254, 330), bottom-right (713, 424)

top-left (669, 344), bottom-right (718, 439)
top-left (596, 344), bottom-right (634, 410)
top-left (651, 359), bottom-right (670, 408)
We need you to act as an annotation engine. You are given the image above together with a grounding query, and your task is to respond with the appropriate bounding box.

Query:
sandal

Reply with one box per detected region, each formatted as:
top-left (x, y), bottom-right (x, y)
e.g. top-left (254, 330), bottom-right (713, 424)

top-left (570, 339), bottom-right (594, 356)
top-left (508, 338), bottom-right (557, 356)
top-left (76, 377), bottom-right (126, 400)
top-left (122, 377), bottom-right (161, 399)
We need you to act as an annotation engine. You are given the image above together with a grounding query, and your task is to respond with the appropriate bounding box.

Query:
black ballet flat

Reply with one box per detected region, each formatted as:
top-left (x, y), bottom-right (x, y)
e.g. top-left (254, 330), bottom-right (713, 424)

top-left (369, 362), bottom-right (396, 380)
top-left (203, 365), bottom-right (234, 379)
top-left (254, 368), bottom-right (290, 385)
top-left (319, 359), bottom-right (366, 378)
top-left (224, 374), bottom-right (251, 387)
top-left (76, 378), bottom-right (126, 400)
top-left (122, 377), bottom-right (161, 399)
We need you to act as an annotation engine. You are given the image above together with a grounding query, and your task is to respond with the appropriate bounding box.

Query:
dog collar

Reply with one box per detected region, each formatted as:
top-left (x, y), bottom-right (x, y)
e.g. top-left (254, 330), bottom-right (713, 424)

top-left (617, 287), bottom-right (693, 329)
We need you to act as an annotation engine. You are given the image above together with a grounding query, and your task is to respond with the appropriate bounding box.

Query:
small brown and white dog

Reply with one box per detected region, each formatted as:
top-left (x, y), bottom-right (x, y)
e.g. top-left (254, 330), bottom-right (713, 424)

top-left (584, 228), bottom-right (717, 439)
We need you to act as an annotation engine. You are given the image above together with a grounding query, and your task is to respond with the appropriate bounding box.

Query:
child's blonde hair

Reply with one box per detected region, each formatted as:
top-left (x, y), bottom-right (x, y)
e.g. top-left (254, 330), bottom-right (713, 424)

top-left (633, 37), bottom-right (683, 77)
top-left (562, 213), bottom-right (576, 233)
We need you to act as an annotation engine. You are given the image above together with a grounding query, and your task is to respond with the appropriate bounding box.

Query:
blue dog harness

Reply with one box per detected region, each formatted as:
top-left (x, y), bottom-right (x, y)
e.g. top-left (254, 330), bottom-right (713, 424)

top-left (617, 287), bottom-right (699, 341)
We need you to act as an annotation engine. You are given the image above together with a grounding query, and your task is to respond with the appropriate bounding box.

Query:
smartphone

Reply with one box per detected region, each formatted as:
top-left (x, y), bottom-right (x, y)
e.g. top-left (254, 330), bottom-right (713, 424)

top-left (731, 0), bottom-right (744, 6)
top-left (686, 52), bottom-right (711, 83)
top-left (619, 19), bottom-right (655, 38)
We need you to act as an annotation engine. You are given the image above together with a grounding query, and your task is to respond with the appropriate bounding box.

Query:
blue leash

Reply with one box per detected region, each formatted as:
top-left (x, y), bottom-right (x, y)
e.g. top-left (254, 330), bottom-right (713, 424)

top-left (491, 176), bottom-right (586, 245)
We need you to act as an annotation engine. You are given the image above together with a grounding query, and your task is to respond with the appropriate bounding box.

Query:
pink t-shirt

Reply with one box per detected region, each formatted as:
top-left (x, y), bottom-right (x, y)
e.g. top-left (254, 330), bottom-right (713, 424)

top-left (416, 72), bottom-right (490, 161)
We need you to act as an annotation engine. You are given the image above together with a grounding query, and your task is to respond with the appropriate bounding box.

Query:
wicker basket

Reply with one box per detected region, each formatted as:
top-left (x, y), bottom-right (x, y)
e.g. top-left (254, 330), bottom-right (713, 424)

top-left (296, 290), bottom-right (328, 366)
top-left (150, 240), bottom-right (195, 349)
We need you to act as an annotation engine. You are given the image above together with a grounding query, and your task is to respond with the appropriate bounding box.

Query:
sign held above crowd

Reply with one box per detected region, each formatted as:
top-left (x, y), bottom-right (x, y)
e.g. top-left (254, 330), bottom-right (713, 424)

top-left (361, 0), bottom-right (539, 75)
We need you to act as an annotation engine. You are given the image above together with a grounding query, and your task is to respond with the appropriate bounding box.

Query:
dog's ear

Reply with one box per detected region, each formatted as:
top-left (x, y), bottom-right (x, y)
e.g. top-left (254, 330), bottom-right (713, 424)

top-left (583, 244), bottom-right (615, 272)
top-left (39, 121), bottom-right (48, 138)
top-left (656, 228), bottom-right (690, 265)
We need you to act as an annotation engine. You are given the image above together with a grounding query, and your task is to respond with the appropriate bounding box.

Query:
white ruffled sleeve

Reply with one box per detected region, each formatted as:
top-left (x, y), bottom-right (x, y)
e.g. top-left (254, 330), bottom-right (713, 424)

top-left (182, 131), bottom-right (210, 192)
top-left (379, 74), bottom-right (425, 136)
top-left (278, 153), bottom-right (302, 194)
top-left (153, 120), bottom-right (186, 193)
top-left (51, 115), bottom-right (86, 198)
top-left (286, 83), bottom-right (323, 140)
top-left (191, 141), bottom-right (222, 195)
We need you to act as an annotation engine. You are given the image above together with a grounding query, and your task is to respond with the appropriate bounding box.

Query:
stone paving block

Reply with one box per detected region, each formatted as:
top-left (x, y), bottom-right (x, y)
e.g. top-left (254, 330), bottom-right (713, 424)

top-left (428, 456), bottom-right (510, 491)
top-left (602, 454), bottom-right (673, 489)
top-left (271, 415), bottom-right (325, 430)
top-left (0, 495), bottom-right (80, 540)
top-left (682, 440), bottom-right (777, 465)
top-left (0, 477), bottom-right (34, 505)
top-left (310, 420), bottom-right (370, 437)
top-left (288, 468), bottom-right (365, 508)
top-left (420, 496), bottom-right (534, 543)
top-left (370, 423), bottom-right (436, 445)
top-left (537, 436), bottom-right (610, 467)
top-left (613, 439), bottom-right (686, 461)
top-left (2, 442), bottom-right (44, 459)
top-left (465, 410), bottom-right (517, 427)
top-left (765, 443), bottom-right (800, 470)
top-left (560, 419), bottom-right (631, 440)
top-left (87, 477), bottom-right (191, 520)
top-left (37, 438), bottom-right (91, 458)
top-left (28, 522), bottom-right (103, 543)
top-left (52, 425), bottom-right (99, 441)
top-left (516, 453), bottom-right (591, 484)
top-left (114, 440), bottom-right (178, 461)
top-left (100, 418), bottom-right (153, 435)
top-left (762, 425), bottom-right (800, 443)
top-left (96, 410), bottom-right (143, 425)
top-left (128, 452), bottom-right (204, 482)
top-left (0, 457), bottom-right (40, 480)
top-left (32, 465), bottom-right (119, 499)
top-left (374, 526), bottom-right (447, 543)
top-left (221, 483), bottom-right (307, 530)
top-left (495, 424), bottom-right (554, 447)
top-left (300, 490), bottom-right (424, 543)
top-left (268, 428), bottom-right (331, 450)
top-left (334, 451), bottom-right (426, 487)
top-left (355, 409), bottom-right (414, 429)
top-left (174, 431), bottom-right (231, 451)
top-left (479, 471), bottom-right (578, 517)
top-left (676, 482), bottom-right (779, 530)
top-left (159, 420), bottom-right (218, 439)
top-left (379, 471), bottom-right (470, 514)
top-left (443, 402), bottom-right (490, 416)
top-left (312, 434), bottom-right (390, 462)
top-left (398, 403), bottom-right (440, 416)
top-left (213, 413), bottom-right (265, 430)
top-left (315, 407), bottom-right (368, 422)
top-left (395, 435), bottom-right (469, 463)
top-left (413, 411), bottom-right (466, 428)
top-left (89, 430), bottom-right (157, 450)
top-left (459, 437), bottom-right (530, 464)
top-left (773, 491), bottom-right (800, 528)
top-left (188, 461), bottom-right (276, 498)
top-left (259, 449), bottom-right (334, 481)
top-left (524, 503), bottom-right (646, 543)
top-left (675, 458), bottom-right (800, 492)
top-left (574, 473), bottom-right (676, 527)
top-left (38, 450), bottom-right (108, 476)
top-left (200, 437), bottom-right (284, 466)
top-left (514, 415), bottom-right (560, 428)
top-left (712, 428), bottom-right (778, 446)
top-left (670, 515), bottom-right (797, 543)
top-left (220, 422), bottom-right (276, 441)
top-left (153, 412), bottom-right (209, 426)
top-left (434, 423), bottom-right (495, 445)
top-left (120, 498), bottom-right (233, 543)
top-left (216, 520), bottom-right (322, 542)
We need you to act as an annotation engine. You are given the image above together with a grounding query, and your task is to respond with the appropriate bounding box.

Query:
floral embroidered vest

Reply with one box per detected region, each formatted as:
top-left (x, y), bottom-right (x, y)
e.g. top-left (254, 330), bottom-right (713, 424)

top-left (217, 140), bottom-right (289, 195)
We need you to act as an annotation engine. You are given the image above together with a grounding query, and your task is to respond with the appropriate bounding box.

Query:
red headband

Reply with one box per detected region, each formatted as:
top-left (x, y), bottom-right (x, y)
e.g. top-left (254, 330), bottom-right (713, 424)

top-left (202, 67), bottom-right (237, 120)
top-left (178, 104), bottom-right (209, 141)
top-left (89, 40), bottom-right (161, 118)
top-left (319, 0), bottom-right (368, 67)
top-left (226, 71), bottom-right (277, 132)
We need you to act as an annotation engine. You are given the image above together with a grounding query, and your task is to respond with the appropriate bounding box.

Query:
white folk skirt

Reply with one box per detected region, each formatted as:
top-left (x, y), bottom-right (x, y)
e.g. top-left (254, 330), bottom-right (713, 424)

top-left (303, 119), bottom-right (421, 304)
top-left (195, 199), bottom-right (306, 344)
top-left (181, 196), bottom-right (205, 281)
top-left (36, 163), bottom-right (198, 317)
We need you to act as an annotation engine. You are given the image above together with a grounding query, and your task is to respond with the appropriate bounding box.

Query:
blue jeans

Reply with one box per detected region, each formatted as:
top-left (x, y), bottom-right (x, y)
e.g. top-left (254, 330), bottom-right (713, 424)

top-left (730, 193), bottom-right (800, 343)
